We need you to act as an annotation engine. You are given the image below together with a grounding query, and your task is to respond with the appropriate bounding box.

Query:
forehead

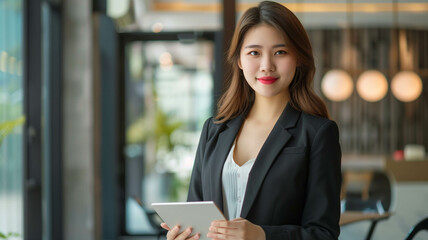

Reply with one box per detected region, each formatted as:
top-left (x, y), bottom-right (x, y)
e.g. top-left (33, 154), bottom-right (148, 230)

top-left (242, 24), bottom-right (289, 46)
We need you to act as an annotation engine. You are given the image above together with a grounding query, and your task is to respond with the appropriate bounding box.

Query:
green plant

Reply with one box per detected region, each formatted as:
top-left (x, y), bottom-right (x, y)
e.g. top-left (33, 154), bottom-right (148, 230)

top-left (127, 108), bottom-right (183, 151)
top-left (0, 116), bottom-right (25, 145)
top-left (0, 232), bottom-right (20, 239)
top-left (0, 116), bottom-right (25, 239)
top-left (127, 107), bottom-right (183, 175)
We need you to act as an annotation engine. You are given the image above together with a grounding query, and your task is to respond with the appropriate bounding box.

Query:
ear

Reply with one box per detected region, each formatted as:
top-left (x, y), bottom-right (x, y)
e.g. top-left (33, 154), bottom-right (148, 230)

top-left (238, 58), bottom-right (243, 69)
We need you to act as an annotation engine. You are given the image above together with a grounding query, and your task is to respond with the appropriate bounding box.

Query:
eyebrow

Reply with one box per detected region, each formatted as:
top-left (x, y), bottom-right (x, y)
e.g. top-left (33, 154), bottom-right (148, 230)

top-left (244, 44), bottom-right (287, 49)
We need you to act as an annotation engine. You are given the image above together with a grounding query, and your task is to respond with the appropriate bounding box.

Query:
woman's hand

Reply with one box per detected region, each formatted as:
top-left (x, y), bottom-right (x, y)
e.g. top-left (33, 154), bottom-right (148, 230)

top-left (207, 218), bottom-right (266, 240)
top-left (160, 223), bottom-right (200, 240)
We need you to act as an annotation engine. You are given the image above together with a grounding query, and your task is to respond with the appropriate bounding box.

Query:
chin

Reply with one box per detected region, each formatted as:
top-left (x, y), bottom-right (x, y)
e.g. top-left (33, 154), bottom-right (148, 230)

top-left (256, 92), bottom-right (283, 98)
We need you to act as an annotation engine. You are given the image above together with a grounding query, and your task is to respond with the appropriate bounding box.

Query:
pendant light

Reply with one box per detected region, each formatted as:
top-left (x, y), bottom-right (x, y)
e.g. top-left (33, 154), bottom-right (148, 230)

top-left (391, 71), bottom-right (423, 102)
top-left (356, 70), bottom-right (388, 102)
top-left (321, 0), bottom-right (354, 102)
top-left (389, 0), bottom-right (422, 102)
top-left (321, 70), bottom-right (354, 101)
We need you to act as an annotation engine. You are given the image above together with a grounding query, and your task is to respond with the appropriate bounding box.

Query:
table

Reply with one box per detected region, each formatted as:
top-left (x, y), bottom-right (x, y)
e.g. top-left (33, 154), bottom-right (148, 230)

top-left (340, 211), bottom-right (391, 226)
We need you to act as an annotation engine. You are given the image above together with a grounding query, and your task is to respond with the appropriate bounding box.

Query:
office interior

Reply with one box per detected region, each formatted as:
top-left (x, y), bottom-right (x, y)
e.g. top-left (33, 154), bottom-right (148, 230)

top-left (0, 0), bottom-right (428, 239)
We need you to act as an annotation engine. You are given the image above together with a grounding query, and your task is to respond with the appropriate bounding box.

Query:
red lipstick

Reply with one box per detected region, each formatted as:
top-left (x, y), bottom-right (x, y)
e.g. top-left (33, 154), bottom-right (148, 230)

top-left (257, 76), bottom-right (278, 84)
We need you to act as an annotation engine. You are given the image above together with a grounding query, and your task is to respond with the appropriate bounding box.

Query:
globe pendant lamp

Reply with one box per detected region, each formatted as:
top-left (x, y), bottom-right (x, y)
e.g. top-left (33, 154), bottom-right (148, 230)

top-left (321, 70), bottom-right (354, 101)
top-left (391, 71), bottom-right (423, 102)
top-left (356, 70), bottom-right (388, 102)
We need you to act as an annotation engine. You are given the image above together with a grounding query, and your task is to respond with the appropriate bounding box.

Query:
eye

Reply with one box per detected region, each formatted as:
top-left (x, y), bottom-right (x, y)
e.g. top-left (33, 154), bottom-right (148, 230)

top-left (248, 51), bottom-right (259, 56)
top-left (275, 50), bottom-right (287, 55)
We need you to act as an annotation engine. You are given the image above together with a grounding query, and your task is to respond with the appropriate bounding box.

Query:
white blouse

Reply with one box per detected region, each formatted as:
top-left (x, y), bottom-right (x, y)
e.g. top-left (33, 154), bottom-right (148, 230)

top-left (221, 144), bottom-right (256, 220)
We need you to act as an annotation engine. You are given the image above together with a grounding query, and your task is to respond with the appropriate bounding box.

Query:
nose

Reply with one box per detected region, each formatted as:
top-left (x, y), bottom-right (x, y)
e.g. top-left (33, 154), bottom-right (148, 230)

top-left (260, 55), bottom-right (275, 72)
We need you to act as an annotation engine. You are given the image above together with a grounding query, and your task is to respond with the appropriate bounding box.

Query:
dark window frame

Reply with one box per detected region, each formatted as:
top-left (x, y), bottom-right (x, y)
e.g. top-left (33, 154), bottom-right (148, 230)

top-left (23, 0), bottom-right (43, 238)
top-left (23, 0), bottom-right (62, 239)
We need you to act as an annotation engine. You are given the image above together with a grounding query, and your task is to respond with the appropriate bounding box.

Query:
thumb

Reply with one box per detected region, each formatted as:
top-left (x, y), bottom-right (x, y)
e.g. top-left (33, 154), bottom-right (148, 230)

top-left (160, 222), bottom-right (171, 230)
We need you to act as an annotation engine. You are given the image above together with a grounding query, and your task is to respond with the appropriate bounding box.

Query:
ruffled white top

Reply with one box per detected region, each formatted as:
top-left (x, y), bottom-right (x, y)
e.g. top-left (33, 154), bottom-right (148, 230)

top-left (221, 144), bottom-right (256, 220)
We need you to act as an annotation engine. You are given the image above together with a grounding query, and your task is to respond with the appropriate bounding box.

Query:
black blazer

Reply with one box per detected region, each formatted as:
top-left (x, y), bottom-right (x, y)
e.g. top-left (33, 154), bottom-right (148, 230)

top-left (187, 104), bottom-right (342, 240)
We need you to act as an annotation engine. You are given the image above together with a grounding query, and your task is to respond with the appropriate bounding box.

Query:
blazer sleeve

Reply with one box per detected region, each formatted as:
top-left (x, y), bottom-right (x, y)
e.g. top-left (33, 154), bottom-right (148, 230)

top-left (187, 117), bottom-right (212, 202)
top-left (260, 120), bottom-right (342, 240)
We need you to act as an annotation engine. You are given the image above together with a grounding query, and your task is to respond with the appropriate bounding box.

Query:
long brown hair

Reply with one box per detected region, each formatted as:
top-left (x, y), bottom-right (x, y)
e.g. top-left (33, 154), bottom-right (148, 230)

top-left (215, 1), bottom-right (329, 122)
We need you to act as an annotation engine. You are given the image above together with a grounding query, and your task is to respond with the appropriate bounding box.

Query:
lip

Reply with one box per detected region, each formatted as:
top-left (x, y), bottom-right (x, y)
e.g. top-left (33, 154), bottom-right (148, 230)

top-left (257, 76), bottom-right (278, 85)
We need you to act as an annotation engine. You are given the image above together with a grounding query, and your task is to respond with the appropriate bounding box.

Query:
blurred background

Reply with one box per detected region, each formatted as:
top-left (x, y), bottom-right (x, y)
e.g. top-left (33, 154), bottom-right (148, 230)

top-left (0, 0), bottom-right (427, 239)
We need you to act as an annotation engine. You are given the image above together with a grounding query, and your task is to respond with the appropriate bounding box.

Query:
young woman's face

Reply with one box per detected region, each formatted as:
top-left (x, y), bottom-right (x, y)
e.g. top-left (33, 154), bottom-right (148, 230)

top-left (239, 24), bottom-right (297, 99)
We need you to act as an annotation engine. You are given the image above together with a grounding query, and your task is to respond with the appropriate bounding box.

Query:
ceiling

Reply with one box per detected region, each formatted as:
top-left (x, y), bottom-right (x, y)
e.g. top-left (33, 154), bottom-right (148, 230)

top-left (110, 0), bottom-right (428, 31)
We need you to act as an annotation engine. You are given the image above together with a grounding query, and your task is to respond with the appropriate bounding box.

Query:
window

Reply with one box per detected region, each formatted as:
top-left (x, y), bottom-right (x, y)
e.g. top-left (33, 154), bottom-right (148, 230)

top-left (122, 35), bottom-right (216, 235)
top-left (0, 0), bottom-right (24, 237)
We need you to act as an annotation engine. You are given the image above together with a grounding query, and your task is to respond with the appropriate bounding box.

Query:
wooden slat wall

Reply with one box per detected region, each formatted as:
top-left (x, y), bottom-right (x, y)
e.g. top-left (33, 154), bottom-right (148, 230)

top-left (308, 28), bottom-right (427, 155)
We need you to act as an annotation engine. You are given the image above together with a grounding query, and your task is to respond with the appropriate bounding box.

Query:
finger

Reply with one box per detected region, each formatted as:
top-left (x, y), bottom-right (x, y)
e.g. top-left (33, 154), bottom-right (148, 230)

top-left (160, 222), bottom-right (171, 231)
top-left (166, 225), bottom-right (180, 240)
top-left (176, 227), bottom-right (193, 240)
top-left (207, 232), bottom-right (238, 240)
top-left (207, 232), bottom-right (227, 240)
top-left (211, 220), bottom-right (232, 228)
top-left (189, 233), bottom-right (200, 240)
top-left (225, 218), bottom-right (247, 228)
top-left (209, 225), bottom-right (235, 236)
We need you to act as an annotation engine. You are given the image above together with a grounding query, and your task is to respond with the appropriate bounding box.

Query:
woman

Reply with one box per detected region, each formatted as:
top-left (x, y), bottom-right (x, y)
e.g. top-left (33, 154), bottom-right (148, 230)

top-left (161, 1), bottom-right (341, 239)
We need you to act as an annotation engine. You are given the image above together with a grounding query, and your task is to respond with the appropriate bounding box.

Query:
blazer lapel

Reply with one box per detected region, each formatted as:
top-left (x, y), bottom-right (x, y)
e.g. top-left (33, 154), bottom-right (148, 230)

top-left (210, 114), bottom-right (245, 213)
top-left (240, 104), bottom-right (301, 218)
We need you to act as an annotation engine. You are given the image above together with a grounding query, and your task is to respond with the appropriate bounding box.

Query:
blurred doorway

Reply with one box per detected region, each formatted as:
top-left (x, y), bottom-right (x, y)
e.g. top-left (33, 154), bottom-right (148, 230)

top-left (119, 31), bottom-right (218, 236)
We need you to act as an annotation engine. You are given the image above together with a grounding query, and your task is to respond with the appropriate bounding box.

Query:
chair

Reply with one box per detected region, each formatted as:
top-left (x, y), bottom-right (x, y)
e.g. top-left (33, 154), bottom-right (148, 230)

top-left (340, 170), bottom-right (394, 240)
top-left (405, 217), bottom-right (428, 240)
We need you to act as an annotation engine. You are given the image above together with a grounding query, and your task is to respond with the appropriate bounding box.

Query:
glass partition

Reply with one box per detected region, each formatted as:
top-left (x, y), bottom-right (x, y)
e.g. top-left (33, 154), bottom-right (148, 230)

top-left (0, 0), bottom-right (24, 237)
top-left (124, 39), bottom-right (215, 234)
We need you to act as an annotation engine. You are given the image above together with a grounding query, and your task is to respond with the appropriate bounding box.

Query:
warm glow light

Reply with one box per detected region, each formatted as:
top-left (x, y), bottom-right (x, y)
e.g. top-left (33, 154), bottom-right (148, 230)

top-left (152, 22), bottom-right (164, 33)
top-left (391, 71), bottom-right (423, 102)
top-left (159, 52), bottom-right (172, 65)
top-left (356, 70), bottom-right (388, 102)
top-left (321, 70), bottom-right (354, 101)
top-left (159, 52), bottom-right (173, 70)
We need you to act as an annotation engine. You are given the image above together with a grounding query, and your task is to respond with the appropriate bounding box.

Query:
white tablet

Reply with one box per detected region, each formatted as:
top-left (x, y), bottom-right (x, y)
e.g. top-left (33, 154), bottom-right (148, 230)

top-left (152, 201), bottom-right (226, 240)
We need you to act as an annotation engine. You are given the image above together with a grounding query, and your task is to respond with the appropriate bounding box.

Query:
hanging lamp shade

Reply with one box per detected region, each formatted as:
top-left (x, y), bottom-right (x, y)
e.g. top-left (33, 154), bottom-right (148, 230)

top-left (321, 70), bottom-right (354, 101)
top-left (391, 71), bottom-right (423, 102)
top-left (356, 70), bottom-right (388, 102)
top-left (107, 0), bottom-right (130, 18)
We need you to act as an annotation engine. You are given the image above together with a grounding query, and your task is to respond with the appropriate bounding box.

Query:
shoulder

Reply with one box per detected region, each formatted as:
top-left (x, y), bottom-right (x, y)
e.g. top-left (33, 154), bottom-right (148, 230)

top-left (293, 111), bottom-right (341, 156)
top-left (301, 111), bottom-right (336, 127)
top-left (202, 116), bottom-right (225, 131)
top-left (200, 116), bottom-right (229, 139)
top-left (296, 111), bottom-right (339, 137)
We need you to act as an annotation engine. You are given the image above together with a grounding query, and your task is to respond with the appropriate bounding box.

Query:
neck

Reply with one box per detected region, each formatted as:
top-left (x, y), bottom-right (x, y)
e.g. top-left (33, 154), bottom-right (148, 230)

top-left (248, 93), bottom-right (288, 122)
